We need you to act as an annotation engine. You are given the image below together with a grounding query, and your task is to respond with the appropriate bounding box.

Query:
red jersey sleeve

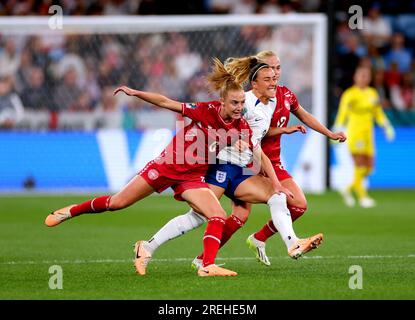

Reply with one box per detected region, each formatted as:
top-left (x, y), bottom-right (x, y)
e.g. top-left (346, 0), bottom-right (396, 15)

top-left (181, 101), bottom-right (221, 123)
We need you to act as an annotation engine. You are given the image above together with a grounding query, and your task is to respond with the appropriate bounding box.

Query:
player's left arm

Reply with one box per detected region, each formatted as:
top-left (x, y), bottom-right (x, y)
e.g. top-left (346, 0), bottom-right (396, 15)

top-left (293, 106), bottom-right (347, 142)
top-left (113, 86), bottom-right (182, 113)
top-left (373, 91), bottom-right (395, 141)
top-left (252, 146), bottom-right (293, 199)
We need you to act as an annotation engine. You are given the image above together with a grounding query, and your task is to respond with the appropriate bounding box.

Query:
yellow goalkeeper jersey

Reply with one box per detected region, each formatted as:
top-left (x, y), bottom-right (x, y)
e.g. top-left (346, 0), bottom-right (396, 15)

top-left (335, 85), bottom-right (389, 134)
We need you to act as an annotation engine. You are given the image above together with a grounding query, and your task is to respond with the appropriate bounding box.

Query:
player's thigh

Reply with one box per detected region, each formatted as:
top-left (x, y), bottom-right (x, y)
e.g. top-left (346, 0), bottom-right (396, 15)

top-left (181, 188), bottom-right (226, 219)
top-left (110, 175), bottom-right (154, 209)
top-left (352, 153), bottom-right (374, 169)
top-left (231, 200), bottom-right (252, 222)
top-left (233, 175), bottom-right (274, 204)
top-left (207, 183), bottom-right (226, 200)
top-left (281, 178), bottom-right (307, 208)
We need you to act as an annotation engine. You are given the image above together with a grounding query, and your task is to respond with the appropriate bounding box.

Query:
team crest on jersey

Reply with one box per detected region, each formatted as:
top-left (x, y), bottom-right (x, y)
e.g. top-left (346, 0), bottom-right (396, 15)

top-left (185, 103), bottom-right (198, 109)
top-left (284, 99), bottom-right (291, 110)
top-left (216, 171), bottom-right (227, 183)
top-left (148, 169), bottom-right (159, 180)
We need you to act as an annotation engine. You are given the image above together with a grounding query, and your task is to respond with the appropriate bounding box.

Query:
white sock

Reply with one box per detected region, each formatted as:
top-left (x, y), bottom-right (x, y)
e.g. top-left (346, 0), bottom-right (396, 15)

top-left (267, 193), bottom-right (298, 249)
top-left (143, 209), bottom-right (206, 255)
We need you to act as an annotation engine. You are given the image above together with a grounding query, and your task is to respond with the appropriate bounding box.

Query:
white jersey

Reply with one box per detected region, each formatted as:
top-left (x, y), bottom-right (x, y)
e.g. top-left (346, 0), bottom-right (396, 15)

top-left (217, 90), bottom-right (277, 166)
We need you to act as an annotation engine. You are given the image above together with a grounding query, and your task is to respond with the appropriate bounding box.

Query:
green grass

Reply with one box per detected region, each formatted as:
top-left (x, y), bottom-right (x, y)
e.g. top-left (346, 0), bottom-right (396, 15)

top-left (1, 190), bottom-right (414, 300)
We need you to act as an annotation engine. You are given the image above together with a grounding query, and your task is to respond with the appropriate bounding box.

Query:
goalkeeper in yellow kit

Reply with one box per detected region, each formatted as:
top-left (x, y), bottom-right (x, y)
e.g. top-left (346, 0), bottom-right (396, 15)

top-left (334, 66), bottom-right (395, 208)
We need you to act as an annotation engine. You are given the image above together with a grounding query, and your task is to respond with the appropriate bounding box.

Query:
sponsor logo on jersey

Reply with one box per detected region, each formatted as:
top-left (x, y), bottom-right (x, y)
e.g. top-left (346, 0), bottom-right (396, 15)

top-left (216, 171), bottom-right (227, 183)
top-left (185, 103), bottom-right (198, 109)
top-left (148, 169), bottom-right (159, 180)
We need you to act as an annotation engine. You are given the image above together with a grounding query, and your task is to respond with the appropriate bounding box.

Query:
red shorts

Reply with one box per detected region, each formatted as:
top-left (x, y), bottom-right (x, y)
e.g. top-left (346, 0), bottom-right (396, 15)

top-left (273, 163), bottom-right (292, 181)
top-left (138, 160), bottom-right (208, 201)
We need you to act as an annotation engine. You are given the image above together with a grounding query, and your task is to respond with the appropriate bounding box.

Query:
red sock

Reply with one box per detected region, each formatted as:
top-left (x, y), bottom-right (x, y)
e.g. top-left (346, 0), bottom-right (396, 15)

top-left (197, 214), bottom-right (244, 260)
top-left (254, 220), bottom-right (277, 242)
top-left (288, 205), bottom-right (306, 222)
top-left (254, 206), bottom-right (307, 241)
top-left (70, 195), bottom-right (111, 217)
top-left (202, 217), bottom-right (225, 267)
top-left (220, 215), bottom-right (244, 248)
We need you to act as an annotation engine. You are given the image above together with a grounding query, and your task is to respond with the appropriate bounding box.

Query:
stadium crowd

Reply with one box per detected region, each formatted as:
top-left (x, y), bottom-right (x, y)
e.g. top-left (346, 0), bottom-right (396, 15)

top-left (0, 0), bottom-right (414, 129)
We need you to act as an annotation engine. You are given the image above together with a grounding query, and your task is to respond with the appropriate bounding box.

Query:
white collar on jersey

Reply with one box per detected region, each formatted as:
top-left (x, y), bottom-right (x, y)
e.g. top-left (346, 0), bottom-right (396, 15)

top-left (245, 90), bottom-right (275, 106)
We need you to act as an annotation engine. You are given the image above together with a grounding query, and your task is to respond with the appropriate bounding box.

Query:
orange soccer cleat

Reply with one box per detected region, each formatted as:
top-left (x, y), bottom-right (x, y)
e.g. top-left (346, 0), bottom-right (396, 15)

top-left (288, 233), bottom-right (324, 259)
top-left (197, 264), bottom-right (238, 277)
top-left (44, 205), bottom-right (76, 227)
top-left (133, 240), bottom-right (152, 275)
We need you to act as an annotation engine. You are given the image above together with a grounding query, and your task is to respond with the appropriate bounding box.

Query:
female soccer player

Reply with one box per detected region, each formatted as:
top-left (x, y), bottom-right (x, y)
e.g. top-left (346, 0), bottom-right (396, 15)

top-left (44, 58), bottom-right (288, 277)
top-left (134, 54), bottom-right (342, 273)
top-left (334, 65), bottom-right (395, 208)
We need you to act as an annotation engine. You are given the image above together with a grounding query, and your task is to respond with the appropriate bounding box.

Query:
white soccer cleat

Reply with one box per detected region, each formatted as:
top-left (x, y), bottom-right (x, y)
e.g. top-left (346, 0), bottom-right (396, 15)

top-left (340, 189), bottom-right (355, 207)
top-left (246, 234), bottom-right (271, 266)
top-left (191, 257), bottom-right (203, 270)
top-left (133, 240), bottom-right (152, 275)
top-left (359, 197), bottom-right (376, 208)
top-left (45, 205), bottom-right (76, 227)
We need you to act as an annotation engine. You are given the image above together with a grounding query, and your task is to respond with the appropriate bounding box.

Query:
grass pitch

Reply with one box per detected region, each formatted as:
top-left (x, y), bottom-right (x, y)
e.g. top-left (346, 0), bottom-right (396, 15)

top-left (1, 190), bottom-right (414, 300)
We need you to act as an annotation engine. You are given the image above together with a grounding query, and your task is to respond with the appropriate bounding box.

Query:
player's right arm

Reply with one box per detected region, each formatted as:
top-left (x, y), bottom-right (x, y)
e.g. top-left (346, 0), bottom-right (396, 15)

top-left (114, 86), bottom-right (182, 113)
top-left (266, 125), bottom-right (307, 137)
top-left (334, 89), bottom-right (351, 129)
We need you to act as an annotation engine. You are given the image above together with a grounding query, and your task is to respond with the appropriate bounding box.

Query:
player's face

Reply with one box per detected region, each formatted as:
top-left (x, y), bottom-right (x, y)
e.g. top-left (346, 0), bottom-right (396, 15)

top-left (221, 89), bottom-right (245, 120)
top-left (354, 68), bottom-right (371, 87)
top-left (252, 68), bottom-right (277, 98)
top-left (263, 55), bottom-right (281, 83)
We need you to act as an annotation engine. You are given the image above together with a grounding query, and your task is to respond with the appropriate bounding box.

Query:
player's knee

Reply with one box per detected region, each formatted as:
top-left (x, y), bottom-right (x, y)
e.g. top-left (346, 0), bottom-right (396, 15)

top-left (288, 204), bottom-right (307, 222)
top-left (232, 211), bottom-right (249, 223)
top-left (183, 210), bottom-right (206, 229)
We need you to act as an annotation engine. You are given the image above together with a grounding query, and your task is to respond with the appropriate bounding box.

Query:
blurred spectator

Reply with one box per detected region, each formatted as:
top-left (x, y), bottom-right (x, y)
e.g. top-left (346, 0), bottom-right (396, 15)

top-left (372, 69), bottom-right (391, 109)
top-left (170, 34), bottom-right (202, 82)
top-left (54, 68), bottom-right (82, 111)
top-left (0, 37), bottom-right (20, 78)
top-left (384, 33), bottom-right (412, 73)
top-left (230, 0), bottom-right (256, 14)
top-left (103, 0), bottom-right (139, 15)
top-left (257, 0), bottom-right (281, 14)
top-left (367, 44), bottom-right (386, 70)
top-left (94, 86), bottom-right (122, 129)
top-left (362, 3), bottom-right (392, 48)
top-left (21, 67), bottom-right (49, 110)
top-left (384, 61), bottom-right (402, 88)
top-left (337, 33), bottom-right (366, 89)
top-left (391, 73), bottom-right (415, 110)
top-left (0, 75), bottom-right (24, 128)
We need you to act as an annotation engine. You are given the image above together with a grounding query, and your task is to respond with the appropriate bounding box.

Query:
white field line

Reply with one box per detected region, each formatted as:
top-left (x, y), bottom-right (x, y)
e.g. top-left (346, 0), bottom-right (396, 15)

top-left (1, 254), bottom-right (415, 266)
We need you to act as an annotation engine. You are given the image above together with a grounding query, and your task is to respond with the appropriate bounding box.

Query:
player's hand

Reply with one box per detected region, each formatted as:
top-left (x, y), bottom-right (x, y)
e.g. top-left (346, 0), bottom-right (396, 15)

top-left (274, 184), bottom-right (294, 199)
top-left (384, 125), bottom-right (395, 142)
top-left (113, 86), bottom-right (137, 97)
top-left (285, 125), bottom-right (307, 134)
top-left (330, 131), bottom-right (347, 143)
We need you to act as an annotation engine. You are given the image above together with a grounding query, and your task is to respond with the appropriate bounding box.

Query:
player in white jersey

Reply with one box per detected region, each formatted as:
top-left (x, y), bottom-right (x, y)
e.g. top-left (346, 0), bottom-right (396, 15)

top-left (133, 58), bottom-right (323, 275)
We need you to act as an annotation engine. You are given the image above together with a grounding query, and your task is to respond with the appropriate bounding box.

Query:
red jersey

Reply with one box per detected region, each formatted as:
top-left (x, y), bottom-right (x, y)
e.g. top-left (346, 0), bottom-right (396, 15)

top-left (261, 86), bottom-right (300, 165)
top-left (154, 101), bottom-right (253, 179)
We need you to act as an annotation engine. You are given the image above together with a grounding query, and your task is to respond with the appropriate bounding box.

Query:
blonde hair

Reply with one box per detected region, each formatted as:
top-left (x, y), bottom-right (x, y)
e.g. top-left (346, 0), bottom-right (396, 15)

top-left (224, 55), bottom-right (271, 83)
top-left (207, 57), bottom-right (244, 98)
top-left (255, 50), bottom-right (276, 63)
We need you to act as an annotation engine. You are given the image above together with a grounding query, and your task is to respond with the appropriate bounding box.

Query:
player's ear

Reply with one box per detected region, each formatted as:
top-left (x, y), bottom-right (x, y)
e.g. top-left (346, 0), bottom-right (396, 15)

top-left (220, 96), bottom-right (225, 106)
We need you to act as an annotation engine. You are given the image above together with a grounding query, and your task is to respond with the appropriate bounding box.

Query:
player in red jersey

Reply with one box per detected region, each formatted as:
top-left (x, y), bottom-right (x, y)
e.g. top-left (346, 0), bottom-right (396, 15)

top-left (133, 55), bottom-right (334, 273)
top-left (44, 58), bottom-right (288, 277)
top-left (240, 51), bottom-right (347, 265)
